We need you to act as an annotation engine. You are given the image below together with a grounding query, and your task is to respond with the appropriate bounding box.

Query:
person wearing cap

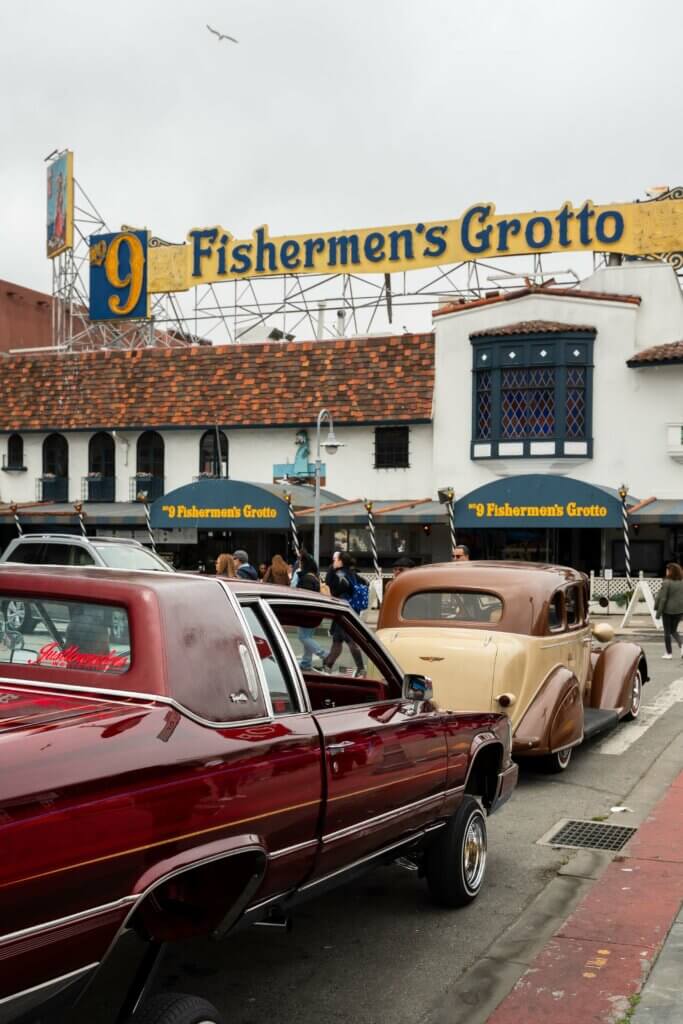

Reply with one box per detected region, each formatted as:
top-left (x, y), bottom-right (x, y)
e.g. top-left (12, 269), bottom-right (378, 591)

top-left (392, 556), bottom-right (415, 577)
top-left (232, 549), bottom-right (258, 580)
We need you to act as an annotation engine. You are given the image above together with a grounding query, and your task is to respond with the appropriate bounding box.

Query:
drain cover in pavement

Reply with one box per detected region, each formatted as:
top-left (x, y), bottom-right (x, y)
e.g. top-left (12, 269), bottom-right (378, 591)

top-left (538, 819), bottom-right (637, 852)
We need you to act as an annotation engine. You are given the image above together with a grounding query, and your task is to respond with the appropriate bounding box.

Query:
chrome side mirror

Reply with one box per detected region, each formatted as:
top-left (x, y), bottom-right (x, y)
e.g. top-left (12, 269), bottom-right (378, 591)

top-left (402, 674), bottom-right (433, 702)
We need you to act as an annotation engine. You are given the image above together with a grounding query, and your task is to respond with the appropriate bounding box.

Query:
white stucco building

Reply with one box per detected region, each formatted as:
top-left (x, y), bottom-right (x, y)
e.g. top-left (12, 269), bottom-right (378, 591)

top-left (0, 260), bottom-right (682, 572)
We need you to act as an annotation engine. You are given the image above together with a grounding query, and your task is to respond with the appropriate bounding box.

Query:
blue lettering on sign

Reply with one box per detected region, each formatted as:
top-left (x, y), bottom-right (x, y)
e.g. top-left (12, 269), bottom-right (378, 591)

top-left (461, 205), bottom-right (493, 254)
top-left (525, 216), bottom-right (553, 250)
top-left (595, 210), bottom-right (624, 244)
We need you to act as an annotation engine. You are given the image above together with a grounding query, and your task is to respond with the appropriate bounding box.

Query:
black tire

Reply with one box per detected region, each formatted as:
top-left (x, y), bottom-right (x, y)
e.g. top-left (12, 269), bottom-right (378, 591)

top-left (3, 599), bottom-right (35, 635)
top-left (624, 669), bottom-right (643, 721)
top-left (425, 795), bottom-right (487, 907)
top-left (129, 992), bottom-right (225, 1024)
top-left (540, 745), bottom-right (573, 774)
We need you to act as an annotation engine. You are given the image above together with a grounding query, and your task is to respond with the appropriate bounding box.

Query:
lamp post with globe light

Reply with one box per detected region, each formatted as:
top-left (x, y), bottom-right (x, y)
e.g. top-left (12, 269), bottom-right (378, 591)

top-left (314, 409), bottom-right (344, 568)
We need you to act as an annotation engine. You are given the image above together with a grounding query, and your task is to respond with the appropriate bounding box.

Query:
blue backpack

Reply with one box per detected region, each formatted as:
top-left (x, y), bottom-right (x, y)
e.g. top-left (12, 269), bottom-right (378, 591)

top-left (348, 573), bottom-right (369, 613)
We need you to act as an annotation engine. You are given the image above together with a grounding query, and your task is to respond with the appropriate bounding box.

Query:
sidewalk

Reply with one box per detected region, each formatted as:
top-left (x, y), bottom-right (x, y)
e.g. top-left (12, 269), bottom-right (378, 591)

top-left (487, 770), bottom-right (683, 1023)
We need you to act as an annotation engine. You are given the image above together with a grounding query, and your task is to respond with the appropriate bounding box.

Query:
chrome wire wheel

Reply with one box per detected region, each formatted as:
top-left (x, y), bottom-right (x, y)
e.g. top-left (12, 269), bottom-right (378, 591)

top-left (462, 811), bottom-right (487, 894)
top-left (626, 670), bottom-right (642, 720)
top-left (556, 746), bottom-right (572, 769)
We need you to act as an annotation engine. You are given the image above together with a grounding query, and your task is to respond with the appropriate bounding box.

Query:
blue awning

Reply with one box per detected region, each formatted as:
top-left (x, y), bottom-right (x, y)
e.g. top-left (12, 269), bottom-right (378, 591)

top-left (150, 479), bottom-right (294, 530)
top-left (454, 474), bottom-right (628, 528)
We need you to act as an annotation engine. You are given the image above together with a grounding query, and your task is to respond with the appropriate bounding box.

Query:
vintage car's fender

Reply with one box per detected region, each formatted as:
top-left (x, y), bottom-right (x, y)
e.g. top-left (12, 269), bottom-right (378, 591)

top-left (512, 666), bottom-right (583, 757)
top-left (588, 642), bottom-right (647, 716)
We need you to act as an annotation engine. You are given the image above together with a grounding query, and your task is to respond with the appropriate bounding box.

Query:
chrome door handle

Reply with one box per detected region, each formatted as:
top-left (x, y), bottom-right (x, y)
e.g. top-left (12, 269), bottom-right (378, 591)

top-left (327, 741), bottom-right (355, 755)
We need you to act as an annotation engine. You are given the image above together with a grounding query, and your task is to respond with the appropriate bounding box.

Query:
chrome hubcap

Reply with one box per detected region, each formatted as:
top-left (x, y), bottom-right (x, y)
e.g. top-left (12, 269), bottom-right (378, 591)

top-left (631, 672), bottom-right (642, 716)
top-left (462, 814), bottom-right (487, 891)
top-left (557, 746), bottom-right (572, 768)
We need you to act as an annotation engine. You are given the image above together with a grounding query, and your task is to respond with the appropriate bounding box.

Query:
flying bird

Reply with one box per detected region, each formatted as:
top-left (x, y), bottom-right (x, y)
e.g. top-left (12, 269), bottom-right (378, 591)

top-left (207, 24), bottom-right (239, 43)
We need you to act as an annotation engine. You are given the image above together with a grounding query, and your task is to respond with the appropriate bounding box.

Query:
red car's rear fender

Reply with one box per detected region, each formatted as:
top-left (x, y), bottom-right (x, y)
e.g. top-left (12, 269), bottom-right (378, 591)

top-left (129, 837), bottom-right (268, 943)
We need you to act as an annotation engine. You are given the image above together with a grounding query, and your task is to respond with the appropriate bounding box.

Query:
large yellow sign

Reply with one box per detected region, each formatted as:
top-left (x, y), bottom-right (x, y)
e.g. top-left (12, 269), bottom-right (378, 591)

top-left (147, 197), bottom-right (683, 293)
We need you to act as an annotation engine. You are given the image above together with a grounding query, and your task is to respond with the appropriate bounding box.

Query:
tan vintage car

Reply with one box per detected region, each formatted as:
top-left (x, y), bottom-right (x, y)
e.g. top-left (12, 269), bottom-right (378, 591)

top-left (377, 561), bottom-right (648, 772)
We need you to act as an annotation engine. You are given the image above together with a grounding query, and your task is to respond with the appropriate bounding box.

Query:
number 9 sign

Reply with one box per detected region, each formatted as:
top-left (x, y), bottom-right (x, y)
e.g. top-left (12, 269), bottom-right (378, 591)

top-left (89, 230), bottom-right (149, 321)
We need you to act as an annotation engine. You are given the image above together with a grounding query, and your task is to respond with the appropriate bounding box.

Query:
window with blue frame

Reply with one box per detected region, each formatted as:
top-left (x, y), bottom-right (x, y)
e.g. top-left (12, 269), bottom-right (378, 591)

top-left (471, 327), bottom-right (595, 459)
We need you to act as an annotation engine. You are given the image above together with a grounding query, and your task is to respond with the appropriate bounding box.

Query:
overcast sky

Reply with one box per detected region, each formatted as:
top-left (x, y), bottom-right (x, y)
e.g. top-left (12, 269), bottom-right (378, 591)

top-left (2, 0), bottom-right (682, 337)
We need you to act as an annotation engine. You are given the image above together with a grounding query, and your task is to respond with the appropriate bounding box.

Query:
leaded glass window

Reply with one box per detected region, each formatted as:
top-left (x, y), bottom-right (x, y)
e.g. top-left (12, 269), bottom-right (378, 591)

top-left (501, 367), bottom-right (555, 438)
top-left (566, 366), bottom-right (586, 438)
top-left (475, 370), bottom-right (492, 439)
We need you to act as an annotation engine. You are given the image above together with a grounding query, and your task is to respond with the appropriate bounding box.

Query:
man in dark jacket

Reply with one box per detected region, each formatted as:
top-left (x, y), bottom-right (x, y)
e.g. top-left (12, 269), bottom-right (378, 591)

top-left (233, 549), bottom-right (258, 580)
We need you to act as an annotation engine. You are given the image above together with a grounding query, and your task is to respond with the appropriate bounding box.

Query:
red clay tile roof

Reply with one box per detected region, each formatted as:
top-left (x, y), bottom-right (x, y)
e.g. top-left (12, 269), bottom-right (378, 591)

top-left (0, 333), bottom-right (435, 431)
top-left (470, 320), bottom-right (595, 338)
top-left (627, 340), bottom-right (683, 367)
top-left (433, 285), bottom-right (641, 318)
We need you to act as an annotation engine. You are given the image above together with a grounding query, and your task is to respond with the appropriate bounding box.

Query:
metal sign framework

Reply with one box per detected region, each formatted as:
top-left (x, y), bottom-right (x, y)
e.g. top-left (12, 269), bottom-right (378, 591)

top-left (52, 184), bottom-right (683, 351)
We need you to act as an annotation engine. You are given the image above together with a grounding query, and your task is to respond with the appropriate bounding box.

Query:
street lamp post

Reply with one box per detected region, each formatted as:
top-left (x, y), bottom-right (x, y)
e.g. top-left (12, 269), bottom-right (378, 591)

top-left (314, 409), bottom-right (344, 568)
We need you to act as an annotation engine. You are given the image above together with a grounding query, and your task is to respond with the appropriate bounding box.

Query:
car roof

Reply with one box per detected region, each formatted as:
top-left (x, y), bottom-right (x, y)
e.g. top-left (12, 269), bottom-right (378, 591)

top-left (7, 534), bottom-right (143, 547)
top-left (377, 560), bottom-right (587, 636)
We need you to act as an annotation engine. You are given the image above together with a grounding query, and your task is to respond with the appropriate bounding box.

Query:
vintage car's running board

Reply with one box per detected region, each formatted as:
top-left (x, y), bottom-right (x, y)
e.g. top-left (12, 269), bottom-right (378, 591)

top-left (583, 707), bottom-right (620, 740)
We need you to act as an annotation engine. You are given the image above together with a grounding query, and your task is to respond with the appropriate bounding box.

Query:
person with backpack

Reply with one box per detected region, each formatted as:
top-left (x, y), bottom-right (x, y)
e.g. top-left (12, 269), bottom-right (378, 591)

top-left (323, 550), bottom-right (365, 676)
top-left (291, 552), bottom-right (328, 670)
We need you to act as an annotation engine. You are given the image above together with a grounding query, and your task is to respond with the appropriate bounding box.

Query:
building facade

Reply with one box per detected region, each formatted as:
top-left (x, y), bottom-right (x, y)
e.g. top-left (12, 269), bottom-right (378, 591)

top-left (0, 262), bottom-right (682, 573)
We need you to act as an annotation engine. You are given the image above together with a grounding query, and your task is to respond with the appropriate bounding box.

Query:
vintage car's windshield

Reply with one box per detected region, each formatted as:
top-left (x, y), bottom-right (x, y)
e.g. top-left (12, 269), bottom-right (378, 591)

top-left (0, 597), bottom-right (131, 674)
top-left (402, 590), bottom-right (503, 624)
top-left (92, 543), bottom-right (172, 572)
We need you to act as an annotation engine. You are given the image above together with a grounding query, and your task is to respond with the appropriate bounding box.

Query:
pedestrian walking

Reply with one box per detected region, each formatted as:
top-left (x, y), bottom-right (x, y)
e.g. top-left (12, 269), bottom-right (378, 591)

top-left (232, 549), bottom-right (259, 580)
top-left (291, 551), bottom-right (328, 671)
top-left (263, 553), bottom-right (291, 586)
top-left (452, 544), bottom-right (470, 562)
top-left (323, 550), bottom-right (365, 676)
top-left (655, 562), bottom-right (683, 659)
top-left (215, 553), bottom-right (236, 578)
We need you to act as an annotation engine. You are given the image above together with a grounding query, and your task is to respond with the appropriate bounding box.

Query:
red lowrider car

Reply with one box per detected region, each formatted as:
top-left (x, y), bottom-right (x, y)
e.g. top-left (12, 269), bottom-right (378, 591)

top-left (0, 566), bottom-right (517, 1024)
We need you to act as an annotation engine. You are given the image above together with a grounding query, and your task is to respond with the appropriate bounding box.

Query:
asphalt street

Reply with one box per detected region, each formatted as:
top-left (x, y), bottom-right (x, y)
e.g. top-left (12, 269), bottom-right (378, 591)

top-left (80, 640), bottom-right (683, 1024)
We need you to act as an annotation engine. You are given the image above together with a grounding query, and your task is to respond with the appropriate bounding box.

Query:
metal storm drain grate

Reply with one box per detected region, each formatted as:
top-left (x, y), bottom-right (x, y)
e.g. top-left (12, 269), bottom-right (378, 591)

top-left (538, 819), bottom-right (637, 852)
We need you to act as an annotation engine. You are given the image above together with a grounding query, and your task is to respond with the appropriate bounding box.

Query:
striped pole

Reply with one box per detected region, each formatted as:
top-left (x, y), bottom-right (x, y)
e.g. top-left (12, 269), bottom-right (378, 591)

top-left (9, 504), bottom-right (22, 537)
top-left (619, 487), bottom-right (631, 579)
top-left (441, 487), bottom-right (456, 553)
top-left (364, 500), bottom-right (381, 577)
top-left (284, 493), bottom-right (300, 560)
top-left (143, 502), bottom-right (157, 552)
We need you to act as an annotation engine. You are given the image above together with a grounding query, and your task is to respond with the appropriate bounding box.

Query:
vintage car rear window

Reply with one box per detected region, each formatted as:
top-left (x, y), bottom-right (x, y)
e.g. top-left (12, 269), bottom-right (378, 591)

top-left (402, 590), bottom-right (503, 624)
top-left (0, 597), bottom-right (130, 674)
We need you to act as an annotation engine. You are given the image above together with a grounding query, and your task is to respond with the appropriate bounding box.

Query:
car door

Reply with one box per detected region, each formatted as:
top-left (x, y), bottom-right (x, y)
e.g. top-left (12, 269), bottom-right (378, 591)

top-left (267, 599), bottom-right (449, 879)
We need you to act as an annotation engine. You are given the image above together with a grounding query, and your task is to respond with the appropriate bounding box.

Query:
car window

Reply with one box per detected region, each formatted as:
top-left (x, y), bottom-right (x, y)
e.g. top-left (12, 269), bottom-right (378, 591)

top-left (4, 543), bottom-right (45, 564)
top-left (43, 543), bottom-right (73, 566)
top-left (91, 543), bottom-right (171, 572)
top-left (268, 602), bottom-right (402, 709)
top-left (240, 603), bottom-right (298, 715)
top-left (0, 596), bottom-right (130, 673)
top-left (565, 586), bottom-right (581, 628)
top-left (402, 590), bottom-right (502, 624)
top-left (548, 591), bottom-right (564, 632)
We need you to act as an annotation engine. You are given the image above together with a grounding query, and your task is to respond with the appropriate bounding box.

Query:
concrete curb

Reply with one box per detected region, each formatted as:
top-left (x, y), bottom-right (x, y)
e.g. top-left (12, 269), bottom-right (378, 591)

top-left (421, 735), bottom-right (683, 1024)
top-left (485, 770), bottom-right (683, 1023)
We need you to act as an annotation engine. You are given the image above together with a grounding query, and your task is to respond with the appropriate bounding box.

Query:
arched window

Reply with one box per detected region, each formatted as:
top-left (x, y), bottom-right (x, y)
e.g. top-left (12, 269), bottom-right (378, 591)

top-left (6, 433), bottom-right (23, 469)
top-left (199, 430), bottom-right (228, 478)
top-left (136, 431), bottom-right (165, 500)
top-left (42, 433), bottom-right (68, 501)
top-left (88, 432), bottom-right (115, 501)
